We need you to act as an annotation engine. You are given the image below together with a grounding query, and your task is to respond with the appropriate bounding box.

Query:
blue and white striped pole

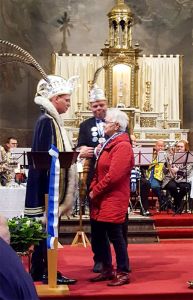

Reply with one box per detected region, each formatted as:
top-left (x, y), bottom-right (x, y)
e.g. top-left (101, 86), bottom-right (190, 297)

top-left (47, 145), bottom-right (60, 249)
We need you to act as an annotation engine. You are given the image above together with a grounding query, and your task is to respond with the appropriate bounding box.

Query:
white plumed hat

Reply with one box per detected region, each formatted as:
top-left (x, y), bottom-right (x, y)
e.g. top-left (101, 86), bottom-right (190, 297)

top-left (36, 75), bottom-right (79, 99)
top-left (89, 84), bottom-right (107, 102)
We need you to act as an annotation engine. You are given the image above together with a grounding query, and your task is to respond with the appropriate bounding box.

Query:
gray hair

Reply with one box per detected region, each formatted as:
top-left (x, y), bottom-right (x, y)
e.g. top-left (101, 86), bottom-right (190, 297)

top-left (106, 108), bottom-right (128, 131)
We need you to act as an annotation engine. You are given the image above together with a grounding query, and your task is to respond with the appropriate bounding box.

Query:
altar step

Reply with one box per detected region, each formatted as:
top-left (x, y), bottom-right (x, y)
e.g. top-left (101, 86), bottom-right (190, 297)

top-left (156, 227), bottom-right (193, 239)
top-left (152, 212), bottom-right (193, 240)
top-left (59, 214), bottom-right (159, 245)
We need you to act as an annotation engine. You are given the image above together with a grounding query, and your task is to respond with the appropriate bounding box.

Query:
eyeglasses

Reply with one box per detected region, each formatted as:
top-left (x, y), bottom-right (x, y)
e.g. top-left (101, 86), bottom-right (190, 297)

top-left (104, 121), bottom-right (116, 124)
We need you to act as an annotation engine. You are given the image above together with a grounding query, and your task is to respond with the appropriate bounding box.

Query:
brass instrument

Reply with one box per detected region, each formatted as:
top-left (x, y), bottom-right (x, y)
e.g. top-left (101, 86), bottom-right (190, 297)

top-left (163, 141), bottom-right (178, 179)
top-left (163, 151), bottom-right (176, 179)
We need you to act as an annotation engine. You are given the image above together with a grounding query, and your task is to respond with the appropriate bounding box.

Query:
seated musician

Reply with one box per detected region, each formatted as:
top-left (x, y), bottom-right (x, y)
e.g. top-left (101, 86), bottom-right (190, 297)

top-left (145, 140), bottom-right (165, 211)
top-left (1, 137), bottom-right (18, 166)
top-left (130, 135), bottom-right (151, 216)
top-left (162, 140), bottom-right (193, 213)
top-left (130, 137), bottom-right (165, 215)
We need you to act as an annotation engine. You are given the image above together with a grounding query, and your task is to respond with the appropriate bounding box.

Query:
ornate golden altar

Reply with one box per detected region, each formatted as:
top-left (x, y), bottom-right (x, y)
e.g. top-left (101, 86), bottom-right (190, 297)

top-left (51, 0), bottom-right (188, 146)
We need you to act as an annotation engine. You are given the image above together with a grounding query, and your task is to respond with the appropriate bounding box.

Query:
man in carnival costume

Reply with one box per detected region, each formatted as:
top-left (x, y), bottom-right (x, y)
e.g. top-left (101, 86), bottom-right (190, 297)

top-left (24, 75), bottom-right (78, 285)
top-left (0, 39), bottom-right (78, 284)
top-left (78, 84), bottom-right (107, 185)
top-left (77, 85), bottom-right (112, 273)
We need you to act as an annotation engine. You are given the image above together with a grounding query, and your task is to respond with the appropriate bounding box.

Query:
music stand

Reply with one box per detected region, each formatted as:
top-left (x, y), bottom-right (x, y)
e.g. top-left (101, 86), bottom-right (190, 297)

top-left (172, 151), bottom-right (192, 215)
top-left (157, 151), bottom-right (168, 163)
top-left (27, 151), bottom-right (78, 296)
top-left (187, 151), bottom-right (193, 213)
top-left (187, 151), bottom-right (193, 164)
top-left (11, 148), bottom-right (31, 168)
top-left (131, 148), bottom-right (153, 215)
top-left (134, 147), bottom-right (153, 166)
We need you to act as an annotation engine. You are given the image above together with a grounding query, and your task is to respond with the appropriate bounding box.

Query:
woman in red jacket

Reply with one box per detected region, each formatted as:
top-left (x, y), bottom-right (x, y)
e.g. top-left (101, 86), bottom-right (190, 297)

top-left (89, 108), bottom-right (134, 286)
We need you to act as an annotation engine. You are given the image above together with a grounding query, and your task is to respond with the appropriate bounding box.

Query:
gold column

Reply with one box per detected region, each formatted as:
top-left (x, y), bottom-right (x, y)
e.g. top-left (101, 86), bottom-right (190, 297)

top-left (134, 64), bottom-right (139, 107)
top-left (123, 23), bottom-right (128, 48)
top-left (117, 23), bottom-right (120, 48)
top-left (128, 26), bottom-right (132, 47)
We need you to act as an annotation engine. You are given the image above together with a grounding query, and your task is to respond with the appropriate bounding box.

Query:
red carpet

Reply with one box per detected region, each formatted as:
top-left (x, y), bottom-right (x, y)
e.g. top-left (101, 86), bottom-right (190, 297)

top-left (38, 242), bottom-right (193, 300)
top-left (158, 228), bottom-right (193, 239)
top-left (152, 212), bottom-right (193, 239)
top-left (152, 213), bottom-right (193, 227)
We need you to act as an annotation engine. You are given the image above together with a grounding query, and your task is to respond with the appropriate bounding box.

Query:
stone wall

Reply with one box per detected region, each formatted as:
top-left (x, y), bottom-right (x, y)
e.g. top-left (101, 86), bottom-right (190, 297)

top-left (0, 0), bottom-right (192, 147)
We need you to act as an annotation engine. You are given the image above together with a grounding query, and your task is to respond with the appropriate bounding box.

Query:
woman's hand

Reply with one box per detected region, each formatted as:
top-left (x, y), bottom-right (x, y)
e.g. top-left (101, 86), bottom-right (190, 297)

top-left (89, 190), bottom-right (93, 199)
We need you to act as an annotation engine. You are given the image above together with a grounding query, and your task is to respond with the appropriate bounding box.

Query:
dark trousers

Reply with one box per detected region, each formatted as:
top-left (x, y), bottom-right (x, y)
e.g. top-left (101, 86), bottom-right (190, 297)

top-left (90, 219), bottom-right (112, 265)
top-left (140, 177), bottom-right (163, 211)
top-left (31, 239), bottom-right (47, 278)
top-left (91, 213), bottom-right (128, 264)
top-left (122, 213), bottom-right (129, 246)
top-left (140, 178), bottom-right (151, 211)
top-left (31, 217), bottom-right (62, 278)
top-left (150, 178), bottom-right (163, 208)
top-left (165, 180), bottom-right (190, 211)
top-left (91, 219), bottom-right (130, 273)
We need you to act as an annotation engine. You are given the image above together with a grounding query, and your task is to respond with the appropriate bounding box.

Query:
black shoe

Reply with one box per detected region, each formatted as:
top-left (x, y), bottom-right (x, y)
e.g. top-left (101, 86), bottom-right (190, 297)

top-left (42, 271), bottom-right (77, 285)
top-left (93, 262), bottom-right (103, 273)
top-left (30, 273), bottom-right (43, 282)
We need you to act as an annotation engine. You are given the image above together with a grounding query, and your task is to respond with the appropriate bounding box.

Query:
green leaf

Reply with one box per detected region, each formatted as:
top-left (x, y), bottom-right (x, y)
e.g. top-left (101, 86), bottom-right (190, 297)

top-left (8, 216), bottom-right (47, 252)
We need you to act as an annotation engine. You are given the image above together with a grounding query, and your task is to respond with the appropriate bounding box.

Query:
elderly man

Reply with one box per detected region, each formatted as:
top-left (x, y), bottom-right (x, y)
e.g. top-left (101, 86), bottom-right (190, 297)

top-left (25, 75), bottom-right (78, 285)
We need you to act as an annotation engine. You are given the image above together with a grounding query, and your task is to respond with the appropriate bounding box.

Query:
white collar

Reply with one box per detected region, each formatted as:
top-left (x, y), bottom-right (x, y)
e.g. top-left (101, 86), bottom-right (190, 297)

top-left (34, 96), bottom-right (72, 151)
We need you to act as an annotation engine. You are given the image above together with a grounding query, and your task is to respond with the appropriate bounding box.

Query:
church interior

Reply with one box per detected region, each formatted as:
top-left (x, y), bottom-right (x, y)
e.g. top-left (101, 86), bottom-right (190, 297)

top-left (0, 1), bottom-right (193, 299)
top-left (0, 0), bottom-right (192, 147)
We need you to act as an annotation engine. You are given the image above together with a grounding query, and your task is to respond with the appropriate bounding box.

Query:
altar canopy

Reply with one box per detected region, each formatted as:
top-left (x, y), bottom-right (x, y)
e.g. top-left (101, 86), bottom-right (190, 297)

top-left (54, 53), bottom-right (181, 121)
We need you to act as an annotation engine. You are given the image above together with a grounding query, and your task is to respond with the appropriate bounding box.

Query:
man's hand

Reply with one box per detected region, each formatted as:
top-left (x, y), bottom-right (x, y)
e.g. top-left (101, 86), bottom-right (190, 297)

top-left (79, 146), bottom-right (94, 158)
top-left (35, 215), bottom-right (47, 225)
top-left (171, 166), bottom-right (178, 174)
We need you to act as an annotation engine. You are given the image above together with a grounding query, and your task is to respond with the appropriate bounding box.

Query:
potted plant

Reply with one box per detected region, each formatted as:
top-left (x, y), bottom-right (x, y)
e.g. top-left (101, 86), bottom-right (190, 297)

top-left (8, 216), bottom-right (47, 253)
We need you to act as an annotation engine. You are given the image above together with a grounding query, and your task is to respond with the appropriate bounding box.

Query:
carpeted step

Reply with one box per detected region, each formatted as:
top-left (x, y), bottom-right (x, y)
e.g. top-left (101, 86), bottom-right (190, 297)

top-left (157, 227), bottom-right (193, 239)
top-left (160, 238), bottom-right (193, 243)
top-left (152, 214), bottom-right (193, 227)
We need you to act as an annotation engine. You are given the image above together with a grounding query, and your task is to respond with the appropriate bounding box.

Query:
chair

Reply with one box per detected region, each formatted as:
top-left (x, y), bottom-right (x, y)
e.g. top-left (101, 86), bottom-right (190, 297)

top-left (160, 189), bottom-right (175, 213)
top-left (174, 186), bottom-right (191, 215)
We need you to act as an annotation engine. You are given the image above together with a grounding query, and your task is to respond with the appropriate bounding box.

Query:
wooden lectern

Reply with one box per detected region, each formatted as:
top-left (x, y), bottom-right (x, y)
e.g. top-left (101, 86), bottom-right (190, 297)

top-left (27, 151), bottom-right (78, 296)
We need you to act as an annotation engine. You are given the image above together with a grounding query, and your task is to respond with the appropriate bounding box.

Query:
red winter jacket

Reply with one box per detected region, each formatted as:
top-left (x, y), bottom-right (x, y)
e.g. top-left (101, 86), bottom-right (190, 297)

top-left (90, 133), bottom-right (134, 223)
